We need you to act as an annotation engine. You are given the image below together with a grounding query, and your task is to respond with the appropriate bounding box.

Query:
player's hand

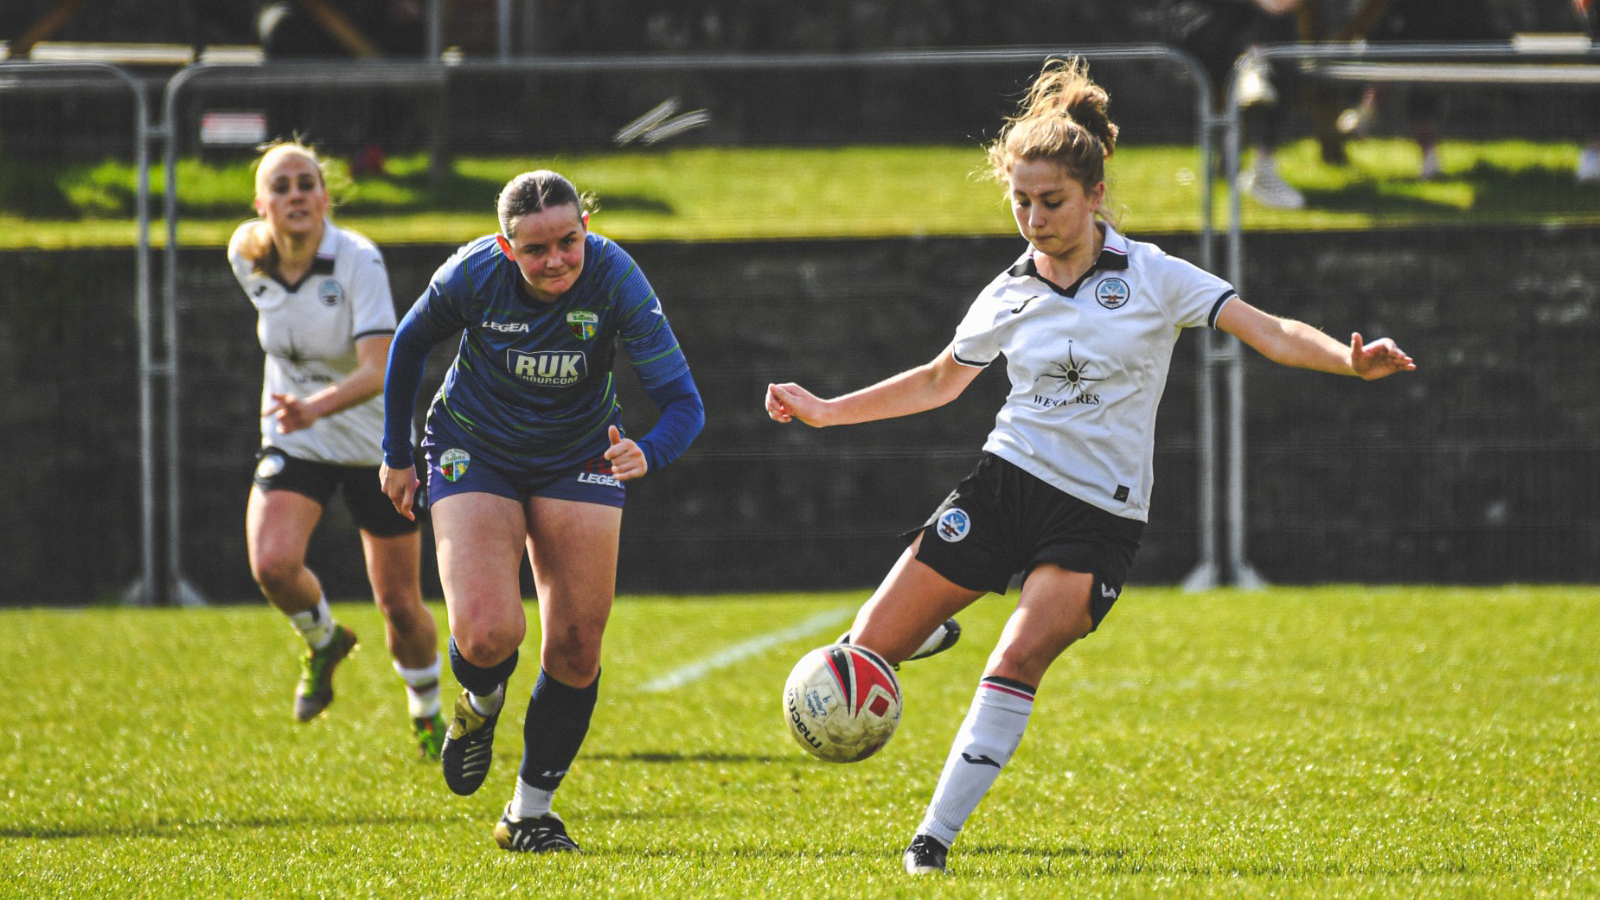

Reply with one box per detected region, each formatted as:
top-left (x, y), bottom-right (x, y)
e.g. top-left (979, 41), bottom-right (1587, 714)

top-left (264, 392), bottom-right (319, 434)
top-left (765, 382), bottom-right (829, 427)
top-left (604, 425), bottom-right (648, 481)
top-left (1349, 332), bottom-right (1417, 380)
top-left (379, 463), bottom-right (419, 520)
top-left (1253, 0), bottom-right (1302, 14)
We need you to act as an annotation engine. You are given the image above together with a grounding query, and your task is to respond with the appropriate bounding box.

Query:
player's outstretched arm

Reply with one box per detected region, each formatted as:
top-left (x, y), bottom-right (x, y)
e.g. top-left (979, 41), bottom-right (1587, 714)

top-left (1216, 299), bottom-right (1416, 380)
top-left (766, 345), bottom-right (982, 428)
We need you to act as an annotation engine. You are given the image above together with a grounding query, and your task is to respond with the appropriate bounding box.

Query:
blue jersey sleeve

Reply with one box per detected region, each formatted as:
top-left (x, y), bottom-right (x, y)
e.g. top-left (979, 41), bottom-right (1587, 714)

top-left (381, 257), bottom-right (472, 467)
top-left (637, 368), bottom-right (705, 472)
top-left (610, 249), bottom-right (691, 389)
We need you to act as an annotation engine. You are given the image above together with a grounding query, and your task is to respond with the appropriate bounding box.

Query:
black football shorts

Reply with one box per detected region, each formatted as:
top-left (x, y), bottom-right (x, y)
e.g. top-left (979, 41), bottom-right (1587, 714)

top-left (908, 453), bottom-right (1143, 628)
top-left (253, 446), bottom-right (420, 538)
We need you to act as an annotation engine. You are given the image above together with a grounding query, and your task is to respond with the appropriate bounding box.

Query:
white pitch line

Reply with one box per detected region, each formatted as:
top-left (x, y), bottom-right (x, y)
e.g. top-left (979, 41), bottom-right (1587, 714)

top-left (637, 606), bottom-right (854, 693)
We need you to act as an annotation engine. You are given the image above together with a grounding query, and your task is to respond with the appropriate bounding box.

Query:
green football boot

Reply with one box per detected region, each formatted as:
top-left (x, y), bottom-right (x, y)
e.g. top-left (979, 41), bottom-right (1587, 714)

top-left (413, 711), bottom-right (447, 761)
top-left (293, 625), bottom-right (358, 722)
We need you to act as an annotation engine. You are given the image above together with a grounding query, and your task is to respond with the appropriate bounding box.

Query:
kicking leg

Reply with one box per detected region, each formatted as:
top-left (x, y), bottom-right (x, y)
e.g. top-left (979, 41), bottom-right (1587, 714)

top-left (906, 565), bottom-right (1095, 874)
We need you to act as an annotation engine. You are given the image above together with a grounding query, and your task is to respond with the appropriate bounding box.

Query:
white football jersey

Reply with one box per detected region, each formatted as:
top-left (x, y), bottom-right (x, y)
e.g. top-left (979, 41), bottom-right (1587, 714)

top-left (230, 221), bottom-right (398, 465)
top-left (951, 223), bottom-right (1236, 521)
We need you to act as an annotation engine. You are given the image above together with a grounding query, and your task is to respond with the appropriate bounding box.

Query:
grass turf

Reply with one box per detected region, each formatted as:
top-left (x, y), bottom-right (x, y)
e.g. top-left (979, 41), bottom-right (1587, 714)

top-left (3, 586), bottom-right (1597, 898)
top-left (2, 137), bottom-right (1596, 250)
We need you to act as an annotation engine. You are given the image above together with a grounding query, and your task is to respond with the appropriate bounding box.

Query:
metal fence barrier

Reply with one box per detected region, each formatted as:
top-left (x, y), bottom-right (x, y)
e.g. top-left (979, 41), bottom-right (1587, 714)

top-left (0, 61), bottom-right (169, 604)
top-left (1216, 40), bottom-right (1600, 588)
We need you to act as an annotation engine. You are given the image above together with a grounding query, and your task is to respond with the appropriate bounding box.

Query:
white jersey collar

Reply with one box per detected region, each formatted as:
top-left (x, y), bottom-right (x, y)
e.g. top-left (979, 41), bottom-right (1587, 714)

top-left (1006, 221), bottom-right (1130, 297)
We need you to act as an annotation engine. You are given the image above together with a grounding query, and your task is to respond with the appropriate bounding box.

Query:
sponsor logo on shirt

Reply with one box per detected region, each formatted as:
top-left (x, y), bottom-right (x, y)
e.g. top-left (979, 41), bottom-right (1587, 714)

top-left (482, 320), bottom-right (530, 333)
top-left (510, 350), bottom-right (587, 386)
top-left (936, 507), bottom-right (971, 542)
top-left (566, 310), bottom-right (598, 340)
top-left (1032, 341), bottom-right (1105, 408)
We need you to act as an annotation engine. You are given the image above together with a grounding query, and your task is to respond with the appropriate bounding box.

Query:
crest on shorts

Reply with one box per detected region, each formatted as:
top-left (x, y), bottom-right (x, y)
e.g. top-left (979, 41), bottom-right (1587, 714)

top-left (566, 310), bottom-right (598, 340)
top-left (1095, 277), bottom-right (1129, 309)
top-left (936, 508), bottom-right (971, 542)
top-left (317, 278), bottom-right (344, 307)
top-left (254, 452), bottom-right (285, 481)
top-left (439, 448), bottom-right (470, 483)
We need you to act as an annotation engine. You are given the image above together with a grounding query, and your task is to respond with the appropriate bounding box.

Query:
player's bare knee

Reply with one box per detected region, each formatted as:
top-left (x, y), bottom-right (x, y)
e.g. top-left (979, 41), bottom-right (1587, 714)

top-left (454, 622), bottom-right (524, 667)
top-left (250, 553), bottom-right (305, 595)
top-left (543, 624), bottom-right (602, 682)
top-left (370, 587), bottom-right (424, 624)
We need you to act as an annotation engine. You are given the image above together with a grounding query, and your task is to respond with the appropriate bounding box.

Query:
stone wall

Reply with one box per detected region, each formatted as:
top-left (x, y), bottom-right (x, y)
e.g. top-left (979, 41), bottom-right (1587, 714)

top-left (3, 225), bottom-right (1597, 604)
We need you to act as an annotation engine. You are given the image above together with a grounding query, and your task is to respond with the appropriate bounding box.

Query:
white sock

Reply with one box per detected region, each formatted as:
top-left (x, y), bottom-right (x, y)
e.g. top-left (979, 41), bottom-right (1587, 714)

top-left (510, 777), bottom-right (555, 820)
top-left (394, 657), bottom-right (443, 718)
top-left (288, 596), bottom-right (336, 649)
top-left (917, 677), bottom-right (1036, 847)
top-left (468, 683), bottom-right (505, 717)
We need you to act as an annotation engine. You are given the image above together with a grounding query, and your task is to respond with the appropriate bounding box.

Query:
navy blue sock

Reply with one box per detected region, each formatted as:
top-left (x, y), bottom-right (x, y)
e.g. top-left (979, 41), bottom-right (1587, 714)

top-left (447, 635), bottom-right (518, 698)
top-left (519, 668), bottom-right (600, 790)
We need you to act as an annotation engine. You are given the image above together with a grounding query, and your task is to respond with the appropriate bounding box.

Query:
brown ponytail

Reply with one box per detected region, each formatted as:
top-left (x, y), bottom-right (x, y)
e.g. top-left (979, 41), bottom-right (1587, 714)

top-left (986, 57), bottom-right (1119, 193)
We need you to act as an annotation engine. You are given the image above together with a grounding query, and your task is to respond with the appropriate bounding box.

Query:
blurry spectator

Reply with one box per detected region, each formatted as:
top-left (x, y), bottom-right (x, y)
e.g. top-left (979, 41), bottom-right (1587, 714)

top-left (256, 1), bottom-right (426, 178)
top-left (1142, 0), bottom-right (1308, 208)
top-left (1578, 0), bottom-right (1600, 184)
top-left (1339, 0), bottom-right (1507, 180)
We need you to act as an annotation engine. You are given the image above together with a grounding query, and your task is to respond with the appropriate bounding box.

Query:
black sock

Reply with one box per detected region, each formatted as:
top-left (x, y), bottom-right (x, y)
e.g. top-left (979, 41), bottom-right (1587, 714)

top-left (519, 667), bottom-right (600, 790)
top-left (447, 635), bottom-right (518, 698)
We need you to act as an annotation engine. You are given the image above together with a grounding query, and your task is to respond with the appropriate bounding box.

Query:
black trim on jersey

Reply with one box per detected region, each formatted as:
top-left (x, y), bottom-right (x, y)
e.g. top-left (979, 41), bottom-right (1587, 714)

top-left (1006, 245), bottom-right (1130, 298)
top-left (1206, 290), bottom-right (1238, 329)
top-left (273, 254), bottom-right (338, 293)
top-left (352, 328), bottom-right (396, 342)
top-left (952, 349), bottom-right (993, 368)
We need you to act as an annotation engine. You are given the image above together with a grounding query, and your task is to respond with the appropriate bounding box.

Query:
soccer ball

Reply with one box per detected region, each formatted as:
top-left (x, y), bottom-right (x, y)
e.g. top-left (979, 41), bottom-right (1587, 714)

top-left (783, 643), bottom-right (902, 763)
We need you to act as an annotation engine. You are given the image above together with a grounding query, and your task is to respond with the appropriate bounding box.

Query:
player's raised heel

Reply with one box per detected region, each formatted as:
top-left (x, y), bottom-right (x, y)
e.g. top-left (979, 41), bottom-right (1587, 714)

top-left (907, 618), bottom-right (961, 661)
top-left (293, 624), bottom-right (358, 722)
top-left (440, 689), bottom-right (500, 796)
top-left (903, 833), bottom-right (949, 874)
top-left (493, 805), bottom-right (580, 852)
top-left (837, 618), bottom-right (962, 664)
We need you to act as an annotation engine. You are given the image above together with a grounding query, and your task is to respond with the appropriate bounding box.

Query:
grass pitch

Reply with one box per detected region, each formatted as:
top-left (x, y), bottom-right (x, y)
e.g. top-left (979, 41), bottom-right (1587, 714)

top-left (3, 137), bottom-right (1596, 249)
top-left (3, 586), bottom-right (1598, 899)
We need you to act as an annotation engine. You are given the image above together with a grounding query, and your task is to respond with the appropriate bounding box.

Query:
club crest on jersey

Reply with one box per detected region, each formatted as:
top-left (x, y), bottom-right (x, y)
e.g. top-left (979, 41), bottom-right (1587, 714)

top-left (936, 508), bottom-right (971, 542)
top-left (439, 448), bottom-right (470, 482)
top-left (1095, 277), bottom-right (1130, 309)
top-left (510, 350), bottom-right (587, 386)
top-left (317, 279), bottom-right (343, 307)
top-left (566, 310), bottom-right (599, 340)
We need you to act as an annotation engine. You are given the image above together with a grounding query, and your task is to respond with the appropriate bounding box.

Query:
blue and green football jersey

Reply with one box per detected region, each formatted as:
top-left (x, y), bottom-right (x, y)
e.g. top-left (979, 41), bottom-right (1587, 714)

top-left (386, 232), bottom-right (690, 472)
